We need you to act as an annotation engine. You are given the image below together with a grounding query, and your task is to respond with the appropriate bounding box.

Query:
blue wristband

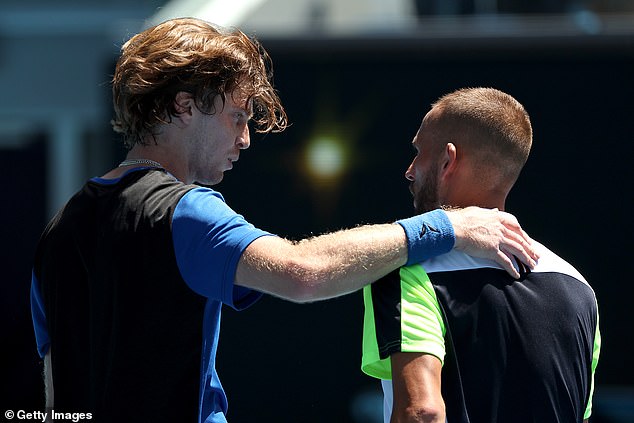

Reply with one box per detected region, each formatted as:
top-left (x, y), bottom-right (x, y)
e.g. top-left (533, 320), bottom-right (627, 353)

top-left (396, 209), bottom-right (455, 265)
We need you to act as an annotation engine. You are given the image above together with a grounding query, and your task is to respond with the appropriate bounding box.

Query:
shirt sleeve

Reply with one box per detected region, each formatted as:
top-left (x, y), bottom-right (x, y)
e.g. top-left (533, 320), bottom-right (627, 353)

top-left (361, 264), bottom-right (446, 380)
top-left (172, 187), bottom-right (273, 310)
top-left (399, 265), bottom-right (446, 361)
top-left (30, 271), bottom-right (50, 358)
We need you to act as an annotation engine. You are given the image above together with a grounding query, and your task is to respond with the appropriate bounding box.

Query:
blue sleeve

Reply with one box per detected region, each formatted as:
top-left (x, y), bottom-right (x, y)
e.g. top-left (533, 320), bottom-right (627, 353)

top-left (30, 271), bottom-right (50, 358)
top-left (172, 187), bottom-right (272, 309)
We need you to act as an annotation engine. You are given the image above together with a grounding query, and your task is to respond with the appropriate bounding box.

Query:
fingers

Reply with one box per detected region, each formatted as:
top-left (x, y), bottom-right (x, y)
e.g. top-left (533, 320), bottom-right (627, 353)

top-left (493, 250), bottom-right (520, 280)
top-left (521, 228), bottom-right (539, 261)
top-left (497, 211), bottom-right (540, 267)
top-left (446, 207), bottom-right (539, 279)
top-left (499, 228), bottom-right (538, 270)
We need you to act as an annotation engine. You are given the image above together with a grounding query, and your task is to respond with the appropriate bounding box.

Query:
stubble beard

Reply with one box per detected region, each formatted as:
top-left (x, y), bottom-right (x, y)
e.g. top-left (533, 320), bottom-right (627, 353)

top-left (413, 166), bottom-right (441, 214)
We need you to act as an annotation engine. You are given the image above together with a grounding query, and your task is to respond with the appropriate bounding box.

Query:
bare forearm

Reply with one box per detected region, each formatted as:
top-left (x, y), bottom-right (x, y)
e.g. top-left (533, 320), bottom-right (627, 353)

top-left (293, 223), bottom-right (408, 297)
top-left (237, 223), bottom-right (407, 302)
top-left (391, 353), bottom-right (445, 423)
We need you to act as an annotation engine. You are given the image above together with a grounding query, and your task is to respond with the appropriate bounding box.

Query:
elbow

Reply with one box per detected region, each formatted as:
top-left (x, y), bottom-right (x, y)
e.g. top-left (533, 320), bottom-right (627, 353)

top-left (285, 285), bottom-right (318, 304)
top-left (280, 272), bottom-right (322, 304)
top-left (240, 237), bottom-right (337, 303)
top-left (275, 258), bottom-right (327, 303)
top-left (392, 403), bottom-right (445, 423)
top-left (283, 288), bottom-right (318, 304)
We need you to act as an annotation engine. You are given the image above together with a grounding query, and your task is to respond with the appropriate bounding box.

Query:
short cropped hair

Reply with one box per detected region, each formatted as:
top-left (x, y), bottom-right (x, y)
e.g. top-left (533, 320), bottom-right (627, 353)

top-left (431, 87), bottom-right (532, 182)
top-left (111, 18), bottom-right (288, 148)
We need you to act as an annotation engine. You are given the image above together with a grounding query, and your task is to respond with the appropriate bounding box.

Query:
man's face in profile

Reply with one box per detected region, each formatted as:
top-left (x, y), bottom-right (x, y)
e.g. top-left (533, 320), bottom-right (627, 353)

top-left (405, 113), bottom-right (442, 214)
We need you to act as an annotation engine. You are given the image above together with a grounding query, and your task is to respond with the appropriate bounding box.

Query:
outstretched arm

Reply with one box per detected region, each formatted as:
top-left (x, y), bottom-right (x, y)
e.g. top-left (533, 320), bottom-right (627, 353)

top-left (235, 207), bottom-right (537, 302)
top-left (237, 222), bottom-right (407, 302)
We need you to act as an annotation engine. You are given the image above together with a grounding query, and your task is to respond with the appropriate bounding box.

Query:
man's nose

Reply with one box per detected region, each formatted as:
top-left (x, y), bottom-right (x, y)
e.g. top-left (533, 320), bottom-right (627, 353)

top-left (237, 127), bottom-right (250, 150)
top-left (405, 162), bottom-right (415, 181)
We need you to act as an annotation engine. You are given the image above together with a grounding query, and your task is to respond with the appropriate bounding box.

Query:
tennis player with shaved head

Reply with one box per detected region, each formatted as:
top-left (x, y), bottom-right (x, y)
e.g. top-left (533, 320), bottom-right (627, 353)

top-left (31, 18), bottom-right (537, 423)
top-left (362, 88), bottom-right (600, 423)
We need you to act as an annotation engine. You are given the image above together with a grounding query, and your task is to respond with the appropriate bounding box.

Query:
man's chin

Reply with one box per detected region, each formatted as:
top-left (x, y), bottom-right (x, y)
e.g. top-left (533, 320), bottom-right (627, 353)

top-left (194, 174), bottom-right (223, 187)
top-left (414, 202), bottom-right (441, 214)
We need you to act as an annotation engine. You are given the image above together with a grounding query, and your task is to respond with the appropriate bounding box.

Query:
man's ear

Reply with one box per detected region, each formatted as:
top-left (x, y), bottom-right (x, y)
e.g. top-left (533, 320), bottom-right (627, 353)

top-left (440, 142), bottom-right (458, 178)
top-left (173, 91), bottom-right (194, 124)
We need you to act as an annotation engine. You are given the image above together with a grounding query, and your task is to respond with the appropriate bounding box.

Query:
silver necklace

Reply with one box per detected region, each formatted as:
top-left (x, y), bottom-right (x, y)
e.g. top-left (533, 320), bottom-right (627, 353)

top-left (118, 158), bottom-right (163, 168)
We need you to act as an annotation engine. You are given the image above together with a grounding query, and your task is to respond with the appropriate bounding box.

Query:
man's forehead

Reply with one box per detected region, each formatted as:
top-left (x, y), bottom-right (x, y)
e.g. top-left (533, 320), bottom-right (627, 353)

top-left (412, 128), bottom-right (423, 148)
top-left (412, 112), bottom-right (438, 149)
top-left (420, 108), bottom-right (444, 132)
top-left (423, 106), bottom-right (441, 123)
top-left (228, 91), bottom-right (253, 112)
top-left (414, 115), bottom-right (430, 140)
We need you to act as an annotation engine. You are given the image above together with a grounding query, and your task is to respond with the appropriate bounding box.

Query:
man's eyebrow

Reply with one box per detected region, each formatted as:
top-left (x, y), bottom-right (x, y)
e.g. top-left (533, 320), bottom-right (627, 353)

top-left (232, 106), bottom-right (253, 119)
top-left (240, 100), bottom-right (254, 116)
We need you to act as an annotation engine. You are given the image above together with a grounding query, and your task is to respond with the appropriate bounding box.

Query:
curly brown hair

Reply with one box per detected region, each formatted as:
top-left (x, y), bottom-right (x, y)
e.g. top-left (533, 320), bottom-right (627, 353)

top-left (111, 18), bottom-right (288, 149)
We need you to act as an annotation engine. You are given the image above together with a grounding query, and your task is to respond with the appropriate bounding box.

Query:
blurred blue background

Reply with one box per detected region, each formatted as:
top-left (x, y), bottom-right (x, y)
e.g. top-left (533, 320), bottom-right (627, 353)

top-left (2, 1), bottom-right (633, 421)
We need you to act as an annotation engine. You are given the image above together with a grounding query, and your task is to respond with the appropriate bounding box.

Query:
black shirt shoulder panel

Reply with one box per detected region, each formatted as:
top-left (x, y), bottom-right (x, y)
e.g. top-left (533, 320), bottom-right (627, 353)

top-left (430, 262), bottom-right (596, 423)
top-left (33, 169), bottom-right (206, 421)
